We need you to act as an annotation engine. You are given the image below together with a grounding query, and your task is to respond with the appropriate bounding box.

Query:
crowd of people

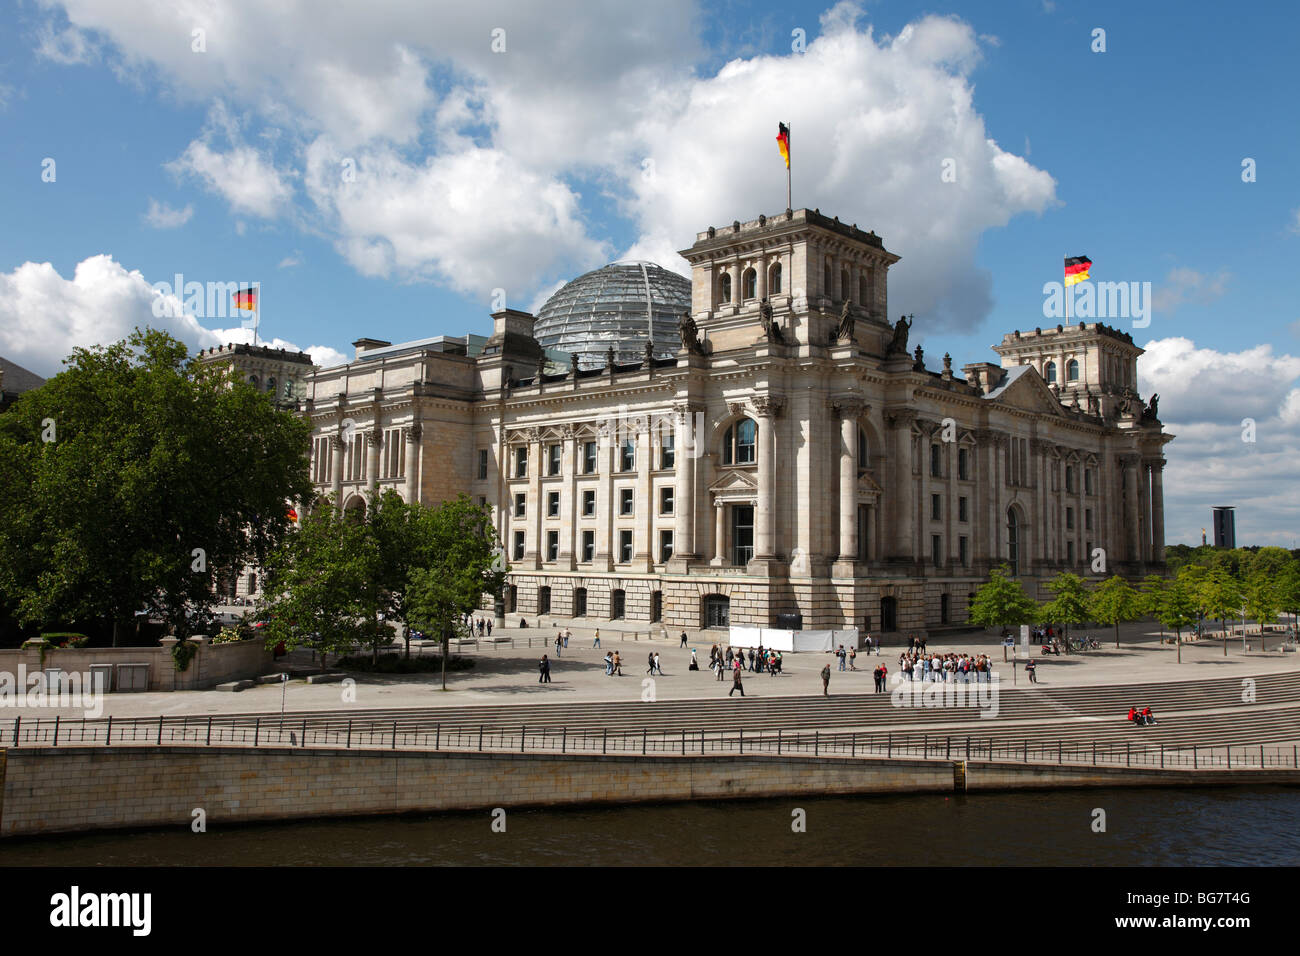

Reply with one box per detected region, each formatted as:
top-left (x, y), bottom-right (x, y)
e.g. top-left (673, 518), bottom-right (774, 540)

top-left (895, 650), bottom-right (995, 683)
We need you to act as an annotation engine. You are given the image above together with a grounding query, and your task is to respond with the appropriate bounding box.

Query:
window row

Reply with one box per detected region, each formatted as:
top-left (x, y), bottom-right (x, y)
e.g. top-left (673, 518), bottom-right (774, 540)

top-left (718, 263), bottom-right (782, 304)
top-left (497, 436), bottom-right (677, 480)
top-left (512, 529), bottom-right (675, 564)
top-left (513, 487), bottom-right (675, 518)
top-left (929, 444), bottom-right (973, 480)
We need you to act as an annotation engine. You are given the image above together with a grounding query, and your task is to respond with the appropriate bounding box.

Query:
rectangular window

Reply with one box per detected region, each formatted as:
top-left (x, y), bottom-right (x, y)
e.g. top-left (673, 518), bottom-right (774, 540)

top-left (932, 534), bottom-right (943, 567)
top-left (731, 505), bottom-right (754, 566)
top-left (514, 446), bottom-right (528, 478)
top-left (1085, 469), bottom-right (1093, 495)
top-left (547, 491), bottom-right (560, 517)
top-left (477, 448), bottom-right (488, 481)
top-left (931, 494), bottom-right (941, 521)
top-left (1067, 540), bottom-right (1076, 564)
top-left (583, 441), bottom-right (598, 474)
top-left (930, 444), bottom-right (942, 478)
top-left (661, 433), bottom-right (675, 469)
top-left (514, 493), bottom-right (526, 518)
top-left (582, 489), bottom-right (596, 517)
top-left (620, 488), bottom-right (635, 516)
top-left (958, 496), bottom-right (968, 522)
top-left (660, 486), bottom-right (674, 514)
top-left (619, 530), bottom-right (634, 563)
top-left (582, 530), bottom-right (595, 562)
top-left (477, 496), bottom-right (486, 508)
top-left (659, 530), bottom-right (673, 563)
top-left (513, 531), bottom-right (525, 561)
top-left (1085, 508), bottom-right (1093, 531)
top-left (958, 447), bottom-right (969, 481)
top-left (940, 593), bottom-right (950, 626)
top-left (546, 531), bottom-right (559, 562)
top-left (1066, 506), bottom-right (1075, 531)
top-left (959, 535), bottom-right (968, 567)
top-left (547, 444), bottom-right (562, 476)
top-left (1065, 466), bottom-right (1075, 493)
top-left (620, 439), bottom-right (636, 472)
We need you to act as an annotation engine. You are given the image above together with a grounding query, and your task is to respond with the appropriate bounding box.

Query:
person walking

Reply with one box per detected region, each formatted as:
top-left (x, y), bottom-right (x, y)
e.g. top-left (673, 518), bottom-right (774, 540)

top-left (1026, 659), bottom-right (1037, 684)
top-left (689, 647), bottom-right (699, 671)
top-left (680, 630), bottom-right (688, 648)
top-left (485, 619), bottom-right (492, 637)
top-left (837, 645), bottom-right (847, 672)
top-left (563, 628), bottom-right (570, 649)
top-left (729, 660), bottom-right (745, 697)
top-left (538, 654), bottom-right (551, 683)
top-left (555, 632), bottom-right (563, 657)
top-left (647, 651), bottom-right (656, 675)
top-left (654, 652), bottom-right (663, 676)
top-left (820, 663), bottom-right (831, 696)
top-left (849, 646), bottom-right (857, 671)
top-left (716, 652), bottom-right (727, 681)
top-left (603, 651), bottom-right (613, 675)
top-left (593, 628), bottom-right (601, 648)
top-left (612, 650), bottom-right (622, 676)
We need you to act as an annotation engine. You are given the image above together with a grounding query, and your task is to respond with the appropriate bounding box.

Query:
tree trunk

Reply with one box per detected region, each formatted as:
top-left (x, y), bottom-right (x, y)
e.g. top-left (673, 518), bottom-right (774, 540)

top-left (441, 626), bottom-right (449, 691)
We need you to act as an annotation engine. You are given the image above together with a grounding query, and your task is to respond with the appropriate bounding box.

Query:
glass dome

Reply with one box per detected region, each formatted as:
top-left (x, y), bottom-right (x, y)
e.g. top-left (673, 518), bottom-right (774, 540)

top-left (533, 261), bottom-right (691, 370)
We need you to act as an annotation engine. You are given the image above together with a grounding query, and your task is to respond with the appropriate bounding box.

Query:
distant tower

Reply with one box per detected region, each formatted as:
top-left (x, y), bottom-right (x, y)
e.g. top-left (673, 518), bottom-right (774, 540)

top-left (1201, 528), bottom-right (1207, 547)
top-left (1212, 507), bottom-right (1236, 549)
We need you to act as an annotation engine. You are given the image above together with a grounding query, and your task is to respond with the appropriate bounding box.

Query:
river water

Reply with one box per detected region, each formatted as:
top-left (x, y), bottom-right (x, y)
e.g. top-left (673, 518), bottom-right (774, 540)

top-left (1, 785), bottom-right (1296, 866)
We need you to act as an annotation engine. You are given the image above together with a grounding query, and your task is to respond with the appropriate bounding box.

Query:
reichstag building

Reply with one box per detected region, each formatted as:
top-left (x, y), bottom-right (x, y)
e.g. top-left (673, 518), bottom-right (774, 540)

top-left (206, 207), bottom-right (1172, 636)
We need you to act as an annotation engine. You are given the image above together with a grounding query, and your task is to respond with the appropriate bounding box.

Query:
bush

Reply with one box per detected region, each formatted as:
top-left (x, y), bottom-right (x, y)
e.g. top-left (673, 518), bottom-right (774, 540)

top-left (171, 638), bottom-right (199, 672)
top-left (210, 625), bottom-right (249, 645)
top-left (335, 653), bottom-right (475, 674)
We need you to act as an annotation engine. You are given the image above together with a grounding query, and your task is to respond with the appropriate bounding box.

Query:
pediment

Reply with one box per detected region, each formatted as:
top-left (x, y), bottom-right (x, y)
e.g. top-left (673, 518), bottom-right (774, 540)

top-left (987, 367), bottom-right (1064, 416)
top-left (708, 468), bottom-right (759, 494)
top-left (857, 471), bottom-right (883, 496)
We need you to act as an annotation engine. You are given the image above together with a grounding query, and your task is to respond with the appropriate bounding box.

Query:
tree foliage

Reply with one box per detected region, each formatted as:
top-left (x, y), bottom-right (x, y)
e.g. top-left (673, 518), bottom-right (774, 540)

top-left (1087, 575), bottom-right (1141, 648)
top-left (967, 565), bottom-right (1038, 632)
top-left (0, 328), bottom-right (312, 644)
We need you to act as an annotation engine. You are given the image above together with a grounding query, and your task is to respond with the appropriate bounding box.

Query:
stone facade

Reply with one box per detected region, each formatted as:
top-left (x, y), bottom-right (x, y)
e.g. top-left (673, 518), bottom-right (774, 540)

top-left (291, 208), bottom-right (1170, 638)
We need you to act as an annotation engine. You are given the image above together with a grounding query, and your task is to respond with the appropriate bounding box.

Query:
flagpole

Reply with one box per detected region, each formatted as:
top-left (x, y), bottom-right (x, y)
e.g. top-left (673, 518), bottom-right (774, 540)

top-left (254, 283), bottom-right (261, 346)
top-left (1064, 254), bottom-right (1070, 327)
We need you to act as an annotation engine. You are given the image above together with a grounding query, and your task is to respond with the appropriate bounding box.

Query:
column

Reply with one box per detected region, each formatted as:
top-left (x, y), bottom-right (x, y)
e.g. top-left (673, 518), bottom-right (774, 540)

top-left (561, 428), bottom-right (576, 570)
top-left (888, 411), bottom-right (916, 560)
top-left (1122, 456), bottom-right (1140, 563)
top-left (634, 421), bottom-right (653, 570)
top-left (526, 430), bottom-right (541, 570)
top-left (756, 253), bottom-right (767, 300)
top-left (330, 435), bottom-right (344, 510)
top-left (1137, 460), bottom-right (1150, 569)
top-left (836, 403), bottom-right (861, 561)
top-left (366, 428), bottom-right (381, 492)
top-left (711, 500), bottom-right (726, 565)
top-left (596, 426), bottom-right (614, 571)
top-left (753, 396), bottom-right (782, 561)
top-left (730, 261), bottom-right (742, 309)
top-left (673, 408), bottom-right (696, 559)
top-left (403, 424), bottom-right (421, 505)
top-left (1150, 460), bottom-right (1166, 563)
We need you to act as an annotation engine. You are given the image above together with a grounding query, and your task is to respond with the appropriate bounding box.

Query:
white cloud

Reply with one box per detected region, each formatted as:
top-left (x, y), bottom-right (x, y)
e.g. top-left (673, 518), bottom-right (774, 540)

top-left (1151, 267), bottom-right (1230, 315)
top-left (278, 252), bottom-right (304, 269)
top-left (46, 3), bottom-right (1053, 326)
top-left (143, 198), bottom-right (194, 229)
top-left (0, 255), bottom-right (343, 378)
top-left (1139, 336), bottom-right (1300, 547)
top-left (35, 22), bottom-right (97, 65)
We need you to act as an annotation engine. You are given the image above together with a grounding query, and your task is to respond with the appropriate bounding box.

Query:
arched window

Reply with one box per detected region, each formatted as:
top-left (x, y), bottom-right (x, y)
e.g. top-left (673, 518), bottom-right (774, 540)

top-left (1045, 362), bottom-right (1057, 384)
top-left (723, 417), bottom-right (757, 465)
top-left (769, 262), bottom-right (782, 295)
top-left (1007, 508), bottom-right (1020, 576)
top-left (266, 376), bottom-right (277, 394)
top-left (742, 268), bottom-right (757, 300)
top-left (841, 269), bottom-right (851, 302)
top-left (719, 272), bottom-right (732, 304)
top-left (1067, 359), bottom-right (1080, 382)
top-left (249, 375), bottom-right (260, 390)
top-left (824, 262), bottom-right (833, 298)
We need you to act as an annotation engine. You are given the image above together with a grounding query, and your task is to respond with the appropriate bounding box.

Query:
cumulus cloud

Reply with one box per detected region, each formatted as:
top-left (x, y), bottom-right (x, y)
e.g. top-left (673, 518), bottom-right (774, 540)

top-left (1139, 337), bottom-right (1300, 547)
top-left (278, 251), bottom-right (304, 269)
top-left (40, 2), bottom-right (1051, 328)
top-left (143, 198), bottom-right (193, 229)
top-left (1151, 267), bottom-right (1230, 315)
top-left (0, 255), bottom-right (341, 377)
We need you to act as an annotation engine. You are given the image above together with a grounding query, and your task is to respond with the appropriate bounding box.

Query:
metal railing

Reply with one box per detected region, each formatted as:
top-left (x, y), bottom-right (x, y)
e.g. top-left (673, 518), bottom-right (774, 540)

top-left (6, 714), bottom-right (1298, 772)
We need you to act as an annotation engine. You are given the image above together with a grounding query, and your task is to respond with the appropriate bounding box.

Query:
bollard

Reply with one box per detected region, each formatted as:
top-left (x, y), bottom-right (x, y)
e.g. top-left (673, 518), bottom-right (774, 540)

top-left (53, 715), bottom-right (60, 747)
top-left (253, 717), bottom-right (259, 748)
top-left (302, 718), bottom-right (307, 748)
top-left (681, 729), bottom-right (686, 755)
top-left (435, 723), bottom-right (440, 751)
top-left (12, 716), bottom-right (19, 747)
top-left (206, 715), bottom-right (212, 746)
top-left (347, 719), bottom-right (352, 749)
top-left (562, 727), bottom-right (567, 753)
top-left (106, 715), bottom-right (112, 747)
top-left (392, 720), bottom-right (398, 750)
top-left (158, 714), bottom-right (165, 746)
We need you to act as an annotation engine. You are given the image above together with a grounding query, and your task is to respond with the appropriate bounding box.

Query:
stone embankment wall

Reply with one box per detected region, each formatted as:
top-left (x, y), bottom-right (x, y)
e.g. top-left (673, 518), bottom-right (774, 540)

top-left (3, 746), bottom-right (1296, 838)
top-left (0, 637), bottom-right (272, 693)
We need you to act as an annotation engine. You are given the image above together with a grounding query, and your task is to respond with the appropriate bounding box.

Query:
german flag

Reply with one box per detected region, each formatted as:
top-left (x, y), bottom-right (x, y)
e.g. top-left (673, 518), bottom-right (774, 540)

top-left (1064, 256), bottom-right (1091, 287)
top-left (776, 122), bottom-right (790, 169)
top-left (233, 287), bottom-right (258, 311)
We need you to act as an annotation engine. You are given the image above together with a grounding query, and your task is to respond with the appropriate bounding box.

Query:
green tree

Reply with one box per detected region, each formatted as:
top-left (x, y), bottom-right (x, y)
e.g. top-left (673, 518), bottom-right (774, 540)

top-left (0, 329), bottom-right (312, 644)
top-left (1243, 568), bottom-right (1281, 634)
top-left (1039, 572), bottom-right (1091, 652)
top-left (1196, 567), bottom-right (1244, 655)
top-left (405, 496), bottom-right (506, 690)
top-left (967, 565), bottom-right (1038, 636)
top-left (1139, 575), bottom-right (1169, 638)
top-left (1278, 560), bottom-right (1300, 635)
top-left (258, 497), bottom-right (382, 667)
top-left (1088, 575), bottom-right (1141, 649)
top-left (1156, 578), bottom-right (1199, 662)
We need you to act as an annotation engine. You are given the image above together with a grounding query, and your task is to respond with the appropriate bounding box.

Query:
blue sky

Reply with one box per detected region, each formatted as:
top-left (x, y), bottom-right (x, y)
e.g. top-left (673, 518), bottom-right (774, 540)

top-left (1, 0), bottom-right (1298, 546)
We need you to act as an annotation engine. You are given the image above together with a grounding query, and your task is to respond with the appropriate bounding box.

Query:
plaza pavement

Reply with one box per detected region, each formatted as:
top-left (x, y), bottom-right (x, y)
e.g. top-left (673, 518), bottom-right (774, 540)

top-left (21, 617), bottom-right (1299, 720)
